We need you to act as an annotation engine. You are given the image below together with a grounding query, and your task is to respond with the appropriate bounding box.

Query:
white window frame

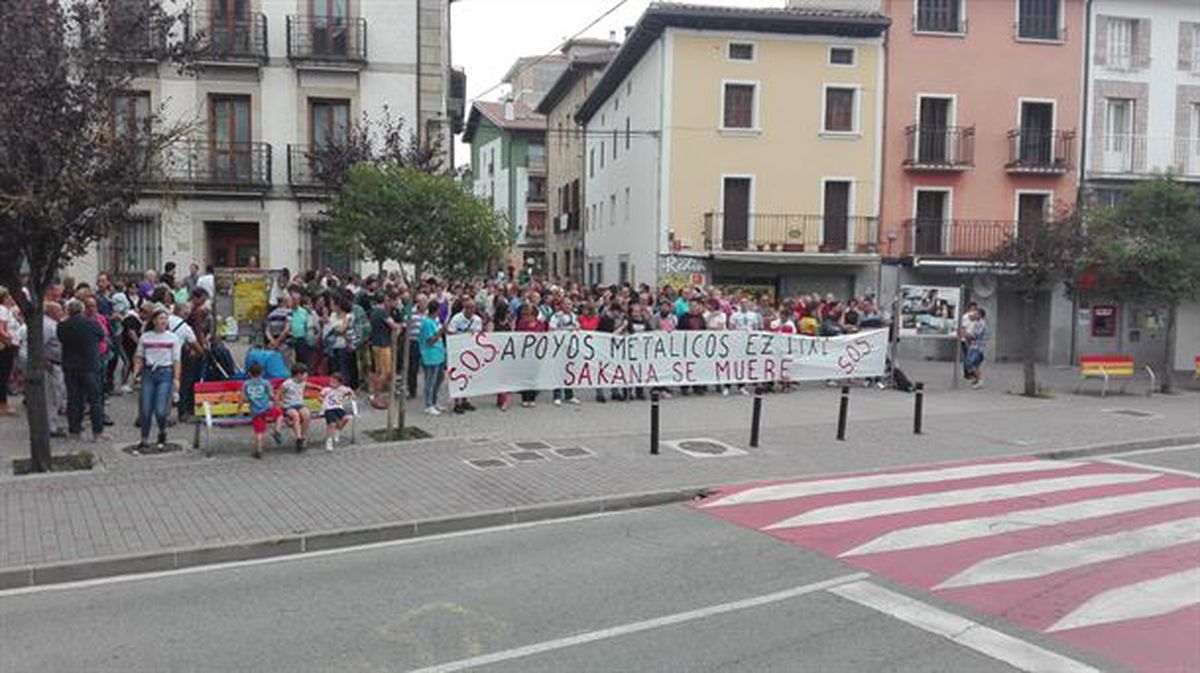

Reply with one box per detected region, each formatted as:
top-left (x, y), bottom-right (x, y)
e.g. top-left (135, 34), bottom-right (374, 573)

top-left (718, 173), bottom-right (756, 244)
top-left (1014, 0), bottom-right (1066, 44)
top-left (912, 0), bottom-right (967, 36)
top-left (911, 186), bottom-right (954, 253)
top-left (1192, 25), bottom-right (1200, 73)
top-left (726, 40), bottom-right (756, 63)
top-left (719, 79), bottom-right (761, 133)
top-left (828, 45), bottom-right (858, 67)
top-left (819, 177), bottom-right (857, 246)
top-left (1105, 16), bottom-right (1135, 71)
top-left (1013, 189), bottom-right (1055, 239)
top-left (820, 83), bottom-right (862, 136)
top-left (914, 93), bottom-right (958, 161)
top-left (1016, 97), bottom-right (1058, 131)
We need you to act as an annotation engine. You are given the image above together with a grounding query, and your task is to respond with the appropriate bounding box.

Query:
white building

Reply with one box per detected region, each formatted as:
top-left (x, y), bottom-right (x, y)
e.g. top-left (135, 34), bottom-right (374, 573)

top-left (1079, 0), bottom-right (1200, 373)
top-left (74, 0), bottom-right (461, 280)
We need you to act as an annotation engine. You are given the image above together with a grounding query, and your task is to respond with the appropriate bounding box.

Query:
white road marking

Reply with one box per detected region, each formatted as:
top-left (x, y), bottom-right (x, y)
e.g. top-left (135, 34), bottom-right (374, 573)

top-left (0, 510), bottom-right (631, 599)
top-left (1047, 567), bottom-right (1200, 632)
top-left (841, 487), bottom-right (1200, 557)
top-left (936, 517), bottom-right (1200, 589)
top-left (406, 573), bottom-right (870, 673)
top-left (764, 472), bottom-right (1157, 530)
top-left (1100, 458), bottom-right (1200, 479)
top-left (703, 460), bottom-right (1081, 508)
top-left (829, 580), bottom-right (1102, 673)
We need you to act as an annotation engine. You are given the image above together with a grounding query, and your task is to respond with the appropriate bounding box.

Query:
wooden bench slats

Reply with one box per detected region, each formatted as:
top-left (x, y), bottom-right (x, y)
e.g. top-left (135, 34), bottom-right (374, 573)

top-left (194, 377), bottom-right (331, 418)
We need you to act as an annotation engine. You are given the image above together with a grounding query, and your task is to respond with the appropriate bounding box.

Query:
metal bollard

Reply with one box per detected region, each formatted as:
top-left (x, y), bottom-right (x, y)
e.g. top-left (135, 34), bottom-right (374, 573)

top-left (750, 386), bottom-right (764, 448)
top-left (913, 382), bottom-right (925, 435)
top-left (836, 385), bottom-right (850, 441)
top-left (650, 389), bottom-right (661, 455)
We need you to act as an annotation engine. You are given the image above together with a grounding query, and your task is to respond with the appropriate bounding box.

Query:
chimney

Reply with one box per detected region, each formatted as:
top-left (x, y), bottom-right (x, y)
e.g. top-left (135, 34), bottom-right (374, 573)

top-left (624, 26), bottom-right (633, 39)
top-left (504, 101), bottom-right (515, 121)
top-left (609, 30), bottom-right (617, 42)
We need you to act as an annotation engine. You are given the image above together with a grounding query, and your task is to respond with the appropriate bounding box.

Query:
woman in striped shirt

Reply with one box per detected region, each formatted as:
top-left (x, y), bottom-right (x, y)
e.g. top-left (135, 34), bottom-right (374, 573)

top-left (132, 308), bottom-right (182, 450)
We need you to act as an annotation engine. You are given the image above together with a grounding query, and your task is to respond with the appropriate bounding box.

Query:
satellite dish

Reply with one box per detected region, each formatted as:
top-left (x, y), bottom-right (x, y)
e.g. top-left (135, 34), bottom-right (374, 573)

top-left (973, 274), bottom-right (998, 299)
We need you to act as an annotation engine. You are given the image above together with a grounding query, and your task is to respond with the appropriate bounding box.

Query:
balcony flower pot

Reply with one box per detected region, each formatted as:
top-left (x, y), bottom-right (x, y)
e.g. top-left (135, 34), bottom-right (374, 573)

top-left (782, 243), bottom-right (804, 252)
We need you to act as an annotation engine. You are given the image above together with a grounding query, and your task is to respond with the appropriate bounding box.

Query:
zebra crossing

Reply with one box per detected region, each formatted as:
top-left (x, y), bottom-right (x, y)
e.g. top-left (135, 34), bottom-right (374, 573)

top-left (693, 456), bottom-right (1200, 673)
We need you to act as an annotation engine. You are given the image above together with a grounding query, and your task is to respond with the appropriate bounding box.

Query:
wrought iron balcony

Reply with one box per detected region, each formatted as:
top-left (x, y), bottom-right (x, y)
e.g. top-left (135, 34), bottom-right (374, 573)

top-left (702, 213), bottom-right (878, 254)
top-left (1090, 135), bottom-right (1200, 178)
top-left (903, 125), bottom-right (975, 171)
top-left (156, 141), bottom-right (272, 191)
top-left (897, 219), bottom-right (1030, 258)
top-left (186, 11), bottom-right (268, 63)
top-left (1006, 129), bottom-right (1074, 173)
top-left (286, 16), bottom-right (367, 65)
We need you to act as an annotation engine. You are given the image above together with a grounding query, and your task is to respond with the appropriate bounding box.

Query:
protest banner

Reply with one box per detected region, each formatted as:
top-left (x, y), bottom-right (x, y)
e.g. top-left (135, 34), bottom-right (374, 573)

top-left (446, 329), bottom-right (888, 397)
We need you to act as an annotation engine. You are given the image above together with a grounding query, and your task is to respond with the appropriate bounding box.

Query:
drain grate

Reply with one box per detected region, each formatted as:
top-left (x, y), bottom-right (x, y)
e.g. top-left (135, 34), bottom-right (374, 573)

top-left (512, 441), bottom-right (553, 451)
top-left (465, 458), bottom-right (511, 470)
top-left (664, 438), bottom-right (748, 458)
top-left (505, 450), bottom-right (548, 462)
top-left (552, 447), bottom-right (595, 459)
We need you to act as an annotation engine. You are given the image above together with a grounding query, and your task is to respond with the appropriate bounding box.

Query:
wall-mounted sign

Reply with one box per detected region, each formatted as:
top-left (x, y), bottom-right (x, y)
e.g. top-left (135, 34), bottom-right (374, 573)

top-left (1090, 305), bottom-right (1117, 338)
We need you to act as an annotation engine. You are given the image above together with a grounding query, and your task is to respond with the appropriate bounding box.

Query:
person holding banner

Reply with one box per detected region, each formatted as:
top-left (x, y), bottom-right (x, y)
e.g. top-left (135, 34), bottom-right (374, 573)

top-left (446, 299), bottom-right (483, 414)
top-left (513, 302), bottom-right (544, 408)
top-left (548, 299), bottom-right (582, 406)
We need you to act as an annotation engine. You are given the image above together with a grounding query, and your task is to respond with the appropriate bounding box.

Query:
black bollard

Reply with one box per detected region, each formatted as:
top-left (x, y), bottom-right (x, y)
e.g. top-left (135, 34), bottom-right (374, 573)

top-left (650, 389), bottom-right (661, 455)
top-left (913, 382), bottom-right (925, 435)
top-left (836, 385), bottom-right (850, 441)
top-left (750, 386), bottom-right (764, 448)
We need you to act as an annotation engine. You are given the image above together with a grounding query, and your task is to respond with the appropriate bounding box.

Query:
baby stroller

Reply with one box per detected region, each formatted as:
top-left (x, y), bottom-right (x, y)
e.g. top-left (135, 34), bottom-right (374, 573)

top-left (198, 342), bottom-right (242, 382)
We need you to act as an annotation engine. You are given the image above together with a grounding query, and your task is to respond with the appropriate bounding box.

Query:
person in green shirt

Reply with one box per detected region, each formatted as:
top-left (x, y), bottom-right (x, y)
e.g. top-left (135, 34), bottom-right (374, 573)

top-left (289, 296), bottom-right (311, 367)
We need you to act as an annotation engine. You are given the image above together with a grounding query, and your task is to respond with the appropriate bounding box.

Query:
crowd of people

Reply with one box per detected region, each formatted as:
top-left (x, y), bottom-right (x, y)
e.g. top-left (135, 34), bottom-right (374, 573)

top-left (0, 261), bottom-right (993, 455)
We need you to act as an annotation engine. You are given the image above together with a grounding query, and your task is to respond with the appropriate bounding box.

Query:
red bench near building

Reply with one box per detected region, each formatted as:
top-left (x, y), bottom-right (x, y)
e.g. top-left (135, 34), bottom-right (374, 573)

top-left (192, 377), bottom-right (357, 455)
top-left (1074, 354), bottom-right (1156, 397)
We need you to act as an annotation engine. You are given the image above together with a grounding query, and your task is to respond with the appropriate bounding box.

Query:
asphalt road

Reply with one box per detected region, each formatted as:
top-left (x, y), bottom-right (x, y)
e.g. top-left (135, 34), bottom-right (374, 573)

top-left (0, 503), bottom-right (1123, 673)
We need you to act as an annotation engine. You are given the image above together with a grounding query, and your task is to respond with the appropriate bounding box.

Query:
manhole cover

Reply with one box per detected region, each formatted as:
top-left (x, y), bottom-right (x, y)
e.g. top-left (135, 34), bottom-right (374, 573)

top-left (512, 441), bottom-right (553, 451)
top-left (121, 442), bottom-right (185, 456)
top-left (664, 438), bottom-right (748, 458)
top-left (465, 458), bottom-right (510, 470)
top-left (1105, 409), bottom-right (1158, 418)
top-left (505, 450), bottom-right (547, 462)
top-left (553, 447), bottom-right (594, 459)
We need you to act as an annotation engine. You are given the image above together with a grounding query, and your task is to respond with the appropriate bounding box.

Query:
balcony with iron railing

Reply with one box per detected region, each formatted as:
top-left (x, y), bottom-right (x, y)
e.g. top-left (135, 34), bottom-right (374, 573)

top-left (286, 16), bottom-right (367, 66)
top-left (702, 213), bottom-right (878, 254)
top-left (903, 125), bottom-right (975, 171)
top-left (186, 11), bottom-right (268, 63)
top-left (1090, 135), bottom-right (1200, 179)
top-left (106, 14), bottom-right (168, 62)
top-left (1006, 129), bottom-right (1074, 174)
top-left (287, 144), bottom-right (340, 193)
top-left (154, 140), bottom-right (272, 192)
top-left (897, 219), bottom-right (1040, 258)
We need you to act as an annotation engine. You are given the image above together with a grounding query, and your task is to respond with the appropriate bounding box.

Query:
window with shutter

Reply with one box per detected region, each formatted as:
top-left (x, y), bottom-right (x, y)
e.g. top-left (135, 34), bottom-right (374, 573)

top-left (915, 0), bottom-right (962, 34)
top-left (723, 83), bottom-right (756, 129)
top-left (824, 87), bottom-right (856, 133)
top-left (1017, 0), bottom-right (1061, 40)
top-left (1107, 18), bottom-right (1133, 69)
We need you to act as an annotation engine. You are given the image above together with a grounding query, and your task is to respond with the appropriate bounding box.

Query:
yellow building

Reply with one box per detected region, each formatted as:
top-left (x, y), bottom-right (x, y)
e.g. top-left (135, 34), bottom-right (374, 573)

top-left (576, 4), bottom-right (889, 297)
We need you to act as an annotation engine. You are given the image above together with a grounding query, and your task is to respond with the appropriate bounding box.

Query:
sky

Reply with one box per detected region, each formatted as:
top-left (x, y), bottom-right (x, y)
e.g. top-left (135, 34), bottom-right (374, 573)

top-left (450, 0), bottom-right (783, 166)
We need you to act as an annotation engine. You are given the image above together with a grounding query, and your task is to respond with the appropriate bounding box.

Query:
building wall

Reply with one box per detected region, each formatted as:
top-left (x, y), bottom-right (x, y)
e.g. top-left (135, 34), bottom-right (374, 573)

top-left (879, 0), bottom-right (1086, 254)
top-left (72, 0), bottom-right (441, 280)
top-left (667, 30), bottom-right (883, 250)
top-left (584, 39), bottom-right (666, 286)
top-left (1084, 0), bottom-right (1200, 184)
top-left (472, 131), bottom-right (509, 224)
top-left (545, 70), bottom-right (603, 282)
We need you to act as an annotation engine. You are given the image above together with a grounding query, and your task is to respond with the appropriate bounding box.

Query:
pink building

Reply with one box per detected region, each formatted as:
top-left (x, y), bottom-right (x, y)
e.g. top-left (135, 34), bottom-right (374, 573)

top-left (880, 0), bottom-right (1086, 364)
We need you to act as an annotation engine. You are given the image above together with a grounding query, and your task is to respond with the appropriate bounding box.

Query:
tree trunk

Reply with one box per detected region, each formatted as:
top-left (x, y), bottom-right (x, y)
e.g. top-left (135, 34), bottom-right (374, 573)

top-left (1160, 302), bottom-right (1177, 394)
top-left (22, 300), bottom-right (52, 472)
top-left (1022, 292), bottom-right (1038, 397)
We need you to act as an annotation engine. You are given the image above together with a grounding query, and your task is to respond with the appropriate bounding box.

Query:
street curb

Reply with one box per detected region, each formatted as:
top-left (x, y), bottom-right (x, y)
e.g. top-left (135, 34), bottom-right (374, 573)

top-left (0, 488), bottom-right (708, 591)
top-left (1033, 434), bottom-right (1200, 461)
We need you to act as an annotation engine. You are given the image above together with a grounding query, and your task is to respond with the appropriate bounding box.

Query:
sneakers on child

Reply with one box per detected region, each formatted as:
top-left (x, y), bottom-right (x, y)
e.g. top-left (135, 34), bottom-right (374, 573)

top-left (424, 406), bottom-right (441, 416)
top-left (271, 429), bottom-right (283, 445)
top-left (325, 437), bottom-right (335, 452)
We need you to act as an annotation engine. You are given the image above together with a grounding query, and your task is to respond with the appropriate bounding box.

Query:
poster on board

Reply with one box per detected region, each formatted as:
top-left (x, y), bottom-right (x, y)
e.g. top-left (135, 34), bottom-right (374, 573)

top-left (899, 285), bottom-right (961, 338)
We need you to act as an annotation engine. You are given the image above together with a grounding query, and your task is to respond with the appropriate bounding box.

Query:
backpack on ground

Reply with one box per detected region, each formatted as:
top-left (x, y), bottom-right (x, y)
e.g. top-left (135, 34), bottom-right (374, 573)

top-left (892, 366), bottom-right (915, 393)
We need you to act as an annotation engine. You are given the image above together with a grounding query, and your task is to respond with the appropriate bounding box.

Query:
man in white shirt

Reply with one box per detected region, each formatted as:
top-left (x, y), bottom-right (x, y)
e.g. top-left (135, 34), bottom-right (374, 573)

top-left (42, 302), bottom-right (67, 436)
top-left (446, 299), bottom-right (483, 414)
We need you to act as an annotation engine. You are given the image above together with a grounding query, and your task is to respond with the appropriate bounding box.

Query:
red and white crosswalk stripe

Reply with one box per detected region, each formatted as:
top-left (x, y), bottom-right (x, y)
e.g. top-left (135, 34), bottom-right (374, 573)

top-left (694, 457), bottom-right (1200, 673)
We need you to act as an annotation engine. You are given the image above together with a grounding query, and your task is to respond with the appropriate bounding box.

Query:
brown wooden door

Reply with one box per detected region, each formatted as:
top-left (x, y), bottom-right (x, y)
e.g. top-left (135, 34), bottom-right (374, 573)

top-left (914, 190), bottom-right (947, 254)
top-left (311, 0), bottom-right (348, 56)
top-left (722, 178), bottom-right (751, 250)
top-left (211, 0), bottom-right (250, 53)
top-left (1018, 193), bottom-right (1048, 241)
top-left (918, 97), bottom-right (951, 163)
top-left (209, 95), bottom-right (251, 181)
top-left (823, 181), bottom-right (851, 252)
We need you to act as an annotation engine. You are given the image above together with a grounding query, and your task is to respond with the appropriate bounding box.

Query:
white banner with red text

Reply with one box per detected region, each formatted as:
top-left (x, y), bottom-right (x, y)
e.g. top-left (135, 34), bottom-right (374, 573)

top-left (445, 329), bottom-right (888, 397)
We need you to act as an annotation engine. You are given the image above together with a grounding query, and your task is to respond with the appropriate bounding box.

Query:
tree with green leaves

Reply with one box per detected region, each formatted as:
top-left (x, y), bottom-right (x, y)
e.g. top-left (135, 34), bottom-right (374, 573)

top-left (0, 0), bottom-right (196, 471)
top-left (1083, 178), bottom-right (1200, 393)
top-left (988, 214), bottom-right (1088, 397)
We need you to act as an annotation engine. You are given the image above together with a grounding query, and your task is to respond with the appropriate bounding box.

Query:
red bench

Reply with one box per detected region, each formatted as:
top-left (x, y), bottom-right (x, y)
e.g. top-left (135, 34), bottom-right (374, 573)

top-left (192, 377), bottom-right (358, 455)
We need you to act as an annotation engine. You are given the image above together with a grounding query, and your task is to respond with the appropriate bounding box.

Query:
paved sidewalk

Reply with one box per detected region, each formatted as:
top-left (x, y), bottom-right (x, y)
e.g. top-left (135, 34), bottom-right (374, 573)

top-left (1, 358), bottom-right (1197, 583)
